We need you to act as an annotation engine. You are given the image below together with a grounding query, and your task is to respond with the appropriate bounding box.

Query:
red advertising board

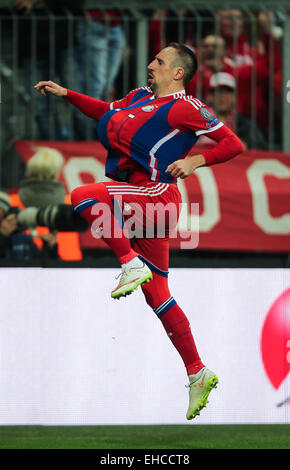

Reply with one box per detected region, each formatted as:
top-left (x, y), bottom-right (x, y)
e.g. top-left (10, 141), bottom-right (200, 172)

top-left (14, 140), bottom-right (290, 252)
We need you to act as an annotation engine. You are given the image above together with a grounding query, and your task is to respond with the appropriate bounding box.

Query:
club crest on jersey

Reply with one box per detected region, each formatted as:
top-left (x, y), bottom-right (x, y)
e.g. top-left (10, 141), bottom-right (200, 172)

top-left (142, 105), bottom-right (155, 112)
top-left (200, 106), bottom-right (214, 121)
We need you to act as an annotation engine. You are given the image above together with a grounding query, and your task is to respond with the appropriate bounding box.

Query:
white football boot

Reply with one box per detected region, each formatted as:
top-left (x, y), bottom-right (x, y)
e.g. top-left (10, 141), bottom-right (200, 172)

top-left (186, 367), bottom-right (218, 420)
top-left (111, 262), bottom-right (153, 299)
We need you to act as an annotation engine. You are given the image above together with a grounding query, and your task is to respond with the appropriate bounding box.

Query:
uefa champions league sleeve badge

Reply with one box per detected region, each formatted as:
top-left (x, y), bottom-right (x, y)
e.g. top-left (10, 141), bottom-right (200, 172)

top-left (199, 106), bottom-right (214, 121)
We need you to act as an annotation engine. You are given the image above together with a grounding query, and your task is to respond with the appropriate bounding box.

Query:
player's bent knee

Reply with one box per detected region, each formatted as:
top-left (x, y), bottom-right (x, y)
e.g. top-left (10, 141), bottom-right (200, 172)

top-left (70, 186), bottom-right (86, 208)
top-left (71, 183), bottom-right (105, 209)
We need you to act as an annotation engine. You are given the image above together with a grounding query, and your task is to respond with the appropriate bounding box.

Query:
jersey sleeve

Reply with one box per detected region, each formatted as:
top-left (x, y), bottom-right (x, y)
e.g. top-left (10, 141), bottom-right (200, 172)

top-left (201, 125), bottom-right (244, 165)
top-left (168, 97), bottom-right (224, 136)
top-left (64, 89), bottom-right (110, 119)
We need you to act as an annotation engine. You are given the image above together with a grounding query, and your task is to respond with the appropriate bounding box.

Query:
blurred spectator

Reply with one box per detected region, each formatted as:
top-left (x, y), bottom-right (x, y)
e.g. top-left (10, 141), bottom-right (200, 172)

top-left (74, 8), bottom-right (125, 140)
top-left (149, 9), bottom-right (197, 59)
top-left (216, 8), bottom-right (282, 141)
top-left (216, 9), bottom-right (254, 66)
top-left (215, 9), bottom-right (263, 128)
top-left (0, 189), bottom-right (58, 259)
top-left (202, 73), bottom-right (267, 150)
top-left (255, 10), bottom-right (282, 139)
top-left (15, 0), bottom-right (80, 140)
top-left (18, 146), bottom-right (65, 207)
top-left (149, 9), bottom-right (167, 58)
top-left (16, 0), bottom-right (125, 142)
top-left (16, 146), bottom-right (86, 261)
top-left (186, 34), bottom-right (232, 100)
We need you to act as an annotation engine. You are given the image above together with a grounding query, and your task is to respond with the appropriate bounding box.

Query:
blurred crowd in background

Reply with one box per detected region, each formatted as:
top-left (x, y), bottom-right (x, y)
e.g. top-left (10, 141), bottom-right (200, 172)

top-left (1, 2), bottom-right (284, 145)
top-left (150, 8), bottom-right (282, 151)
top-left (0, 1), bottom-right (287, 261)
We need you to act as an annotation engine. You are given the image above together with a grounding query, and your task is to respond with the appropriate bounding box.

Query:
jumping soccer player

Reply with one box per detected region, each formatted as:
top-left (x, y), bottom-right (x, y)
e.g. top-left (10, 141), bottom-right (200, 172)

top-left (34, 42), bottom-right (243, 420)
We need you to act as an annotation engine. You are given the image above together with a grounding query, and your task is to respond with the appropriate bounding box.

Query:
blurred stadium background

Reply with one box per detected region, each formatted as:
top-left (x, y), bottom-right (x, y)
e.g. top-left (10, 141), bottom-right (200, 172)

top-left (0, 0), bottom-right (289, 450)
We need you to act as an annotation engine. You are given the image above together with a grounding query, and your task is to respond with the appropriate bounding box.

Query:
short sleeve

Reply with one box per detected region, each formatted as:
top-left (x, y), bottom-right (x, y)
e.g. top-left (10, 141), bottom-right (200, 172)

top-left (168, 97), bottom-right (224, 136)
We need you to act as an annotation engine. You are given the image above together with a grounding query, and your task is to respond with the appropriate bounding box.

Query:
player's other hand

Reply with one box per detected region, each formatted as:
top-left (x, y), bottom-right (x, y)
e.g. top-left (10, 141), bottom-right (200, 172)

top-left (34, 80), bottom-right (67, 97)
top-left (166, 154), bottom-right (206, 179)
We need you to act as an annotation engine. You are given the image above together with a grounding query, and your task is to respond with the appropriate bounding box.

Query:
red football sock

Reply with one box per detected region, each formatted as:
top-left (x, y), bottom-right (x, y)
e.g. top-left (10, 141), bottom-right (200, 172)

top-left (71, 183), bottom-right (137, 265)
top-left (141, 272), bottom-right (204, 376)
top-left (159, 303), bottom-right (205, 375)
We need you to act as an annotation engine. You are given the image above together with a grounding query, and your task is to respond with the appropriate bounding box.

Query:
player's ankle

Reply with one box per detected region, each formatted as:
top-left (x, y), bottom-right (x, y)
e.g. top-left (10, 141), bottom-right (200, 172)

top-left (188, 367), bottom-right (206, 383)
top-left (119, 249), bottom-right (139, 265)
top-left (187, 361), bottom-right (205, 377)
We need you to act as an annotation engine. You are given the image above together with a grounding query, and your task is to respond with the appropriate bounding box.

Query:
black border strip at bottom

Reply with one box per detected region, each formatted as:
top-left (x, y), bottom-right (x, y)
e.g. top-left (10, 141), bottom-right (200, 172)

top-left (0, 448), bottom-right (289, 464)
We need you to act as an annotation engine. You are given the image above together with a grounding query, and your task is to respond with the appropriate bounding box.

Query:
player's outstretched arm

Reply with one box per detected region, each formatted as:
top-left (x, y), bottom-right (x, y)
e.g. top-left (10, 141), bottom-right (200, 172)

top-left (166, 154), bottom-right (206, 179)
top-left (34, 80), bottom-right (67, 97)
top-left (34, 81), bottom-right (111, 119)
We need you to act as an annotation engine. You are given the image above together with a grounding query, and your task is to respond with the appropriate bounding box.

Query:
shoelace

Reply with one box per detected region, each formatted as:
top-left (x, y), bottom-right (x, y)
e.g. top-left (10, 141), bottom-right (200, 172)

top-left (114, 266), bottom-right (133, 284)
top-left (185, 381), bottom-right (196, 389)
top-left (115, 270), bottom-right (126, 283)
top-left (115, 263), bottom-right (145, 281)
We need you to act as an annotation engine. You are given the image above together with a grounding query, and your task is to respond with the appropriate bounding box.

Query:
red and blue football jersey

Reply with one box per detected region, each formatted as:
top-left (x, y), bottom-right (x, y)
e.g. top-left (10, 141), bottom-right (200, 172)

top-left (97, 87), bottom-right (223, 183)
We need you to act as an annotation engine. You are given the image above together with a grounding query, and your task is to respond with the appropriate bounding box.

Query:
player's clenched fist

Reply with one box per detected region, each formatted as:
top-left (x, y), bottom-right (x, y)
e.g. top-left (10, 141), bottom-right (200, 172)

top-left (34, 80), bottom-right (67, 97)
top-left (165, 154), bottom-right (206, 179)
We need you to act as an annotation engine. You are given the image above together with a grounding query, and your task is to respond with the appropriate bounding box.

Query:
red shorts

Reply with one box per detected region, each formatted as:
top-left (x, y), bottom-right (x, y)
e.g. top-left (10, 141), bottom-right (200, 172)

top-left (102, 178), bottom-right (182, 274)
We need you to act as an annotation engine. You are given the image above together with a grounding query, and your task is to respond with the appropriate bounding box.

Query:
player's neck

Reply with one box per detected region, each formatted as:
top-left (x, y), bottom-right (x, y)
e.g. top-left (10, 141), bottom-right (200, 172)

top-left (155, 86), bottom-right (185, 98)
